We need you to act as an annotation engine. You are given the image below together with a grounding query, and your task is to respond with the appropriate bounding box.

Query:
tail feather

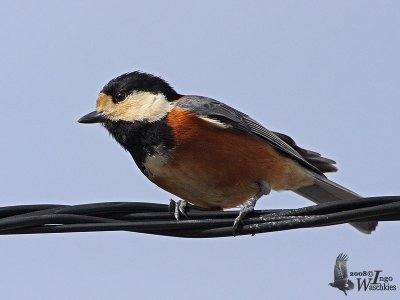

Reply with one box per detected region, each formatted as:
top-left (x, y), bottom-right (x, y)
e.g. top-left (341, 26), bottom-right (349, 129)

top-left (295, 175), bottom-right (378, 234)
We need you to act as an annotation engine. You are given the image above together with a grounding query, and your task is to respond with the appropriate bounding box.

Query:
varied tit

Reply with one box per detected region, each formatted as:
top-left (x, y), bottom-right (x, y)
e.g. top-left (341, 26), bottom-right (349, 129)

top-left (79, 71), bottom-right (377, 234)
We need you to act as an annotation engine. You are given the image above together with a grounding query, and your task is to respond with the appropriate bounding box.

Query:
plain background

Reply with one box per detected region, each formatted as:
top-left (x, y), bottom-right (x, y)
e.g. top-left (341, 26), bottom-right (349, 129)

top-left (0, 1), bottom-right (399, 299)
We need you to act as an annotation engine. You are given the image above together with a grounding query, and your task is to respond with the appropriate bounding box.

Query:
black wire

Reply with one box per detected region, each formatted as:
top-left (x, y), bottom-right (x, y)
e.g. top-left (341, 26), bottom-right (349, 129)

top-left (0, 196), bottom-right (398, 238)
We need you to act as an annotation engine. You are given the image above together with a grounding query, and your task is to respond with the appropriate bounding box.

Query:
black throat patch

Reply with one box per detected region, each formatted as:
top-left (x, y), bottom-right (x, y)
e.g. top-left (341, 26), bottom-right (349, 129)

top-left (103, 117), bottom-right (174, 175)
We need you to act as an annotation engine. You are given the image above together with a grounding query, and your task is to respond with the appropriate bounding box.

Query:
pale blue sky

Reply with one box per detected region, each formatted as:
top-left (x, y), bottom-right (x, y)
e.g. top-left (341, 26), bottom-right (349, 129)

top-left (0, 1), bottom-right (399, 299)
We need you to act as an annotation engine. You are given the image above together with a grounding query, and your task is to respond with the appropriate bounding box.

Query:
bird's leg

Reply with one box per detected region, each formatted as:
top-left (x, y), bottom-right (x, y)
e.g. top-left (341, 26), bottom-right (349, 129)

top-left (233, 180), bottom-right (271, 234)
top-left (169, 199), bottom-right (188, 220)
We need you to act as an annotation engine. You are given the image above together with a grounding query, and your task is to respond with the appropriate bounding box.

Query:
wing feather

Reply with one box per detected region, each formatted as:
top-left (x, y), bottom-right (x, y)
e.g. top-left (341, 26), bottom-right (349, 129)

top-left (334, 253), bottom-right (349, 281)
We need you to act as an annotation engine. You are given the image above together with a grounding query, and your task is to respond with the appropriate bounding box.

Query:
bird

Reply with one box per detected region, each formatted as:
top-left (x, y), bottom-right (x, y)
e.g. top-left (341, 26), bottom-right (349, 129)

top-left (78, 71), bottom-right (377, 234)
top-left (329, 253), bottom-right (355, 295)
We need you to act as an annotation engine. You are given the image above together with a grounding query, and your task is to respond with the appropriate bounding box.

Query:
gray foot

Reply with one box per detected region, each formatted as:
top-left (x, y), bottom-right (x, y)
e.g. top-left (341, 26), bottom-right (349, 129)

top-left (169, 199), bottom-right (188, 220)
top-left (233, 181), bottom-right (271, 234)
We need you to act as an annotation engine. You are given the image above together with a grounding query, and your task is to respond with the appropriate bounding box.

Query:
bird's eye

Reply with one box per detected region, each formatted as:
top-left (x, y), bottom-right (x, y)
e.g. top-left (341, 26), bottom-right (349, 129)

top-left (114, 92), bottom-right (125, 103)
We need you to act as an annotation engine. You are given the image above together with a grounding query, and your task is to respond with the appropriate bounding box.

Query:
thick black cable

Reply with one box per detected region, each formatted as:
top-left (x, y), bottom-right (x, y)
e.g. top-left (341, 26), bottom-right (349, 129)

top-left (0, 196), bottom-right (398, 238)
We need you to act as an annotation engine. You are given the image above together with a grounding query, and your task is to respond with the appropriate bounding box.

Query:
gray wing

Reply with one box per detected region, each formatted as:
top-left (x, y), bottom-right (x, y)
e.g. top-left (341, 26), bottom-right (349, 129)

top-left (334, 253), bottom-right (349, 281)
top-left (175, 95), bottom-right (334, 175)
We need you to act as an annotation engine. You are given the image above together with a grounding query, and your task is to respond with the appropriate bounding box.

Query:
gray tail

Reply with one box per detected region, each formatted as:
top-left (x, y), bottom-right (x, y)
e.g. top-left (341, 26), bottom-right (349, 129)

top-left (295, 175), bottom-right (378, 234)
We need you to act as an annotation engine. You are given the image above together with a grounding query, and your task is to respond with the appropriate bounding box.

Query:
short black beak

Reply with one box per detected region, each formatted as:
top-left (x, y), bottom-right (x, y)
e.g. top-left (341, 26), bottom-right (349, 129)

top-left (78, 111), bottom-right (106, 124)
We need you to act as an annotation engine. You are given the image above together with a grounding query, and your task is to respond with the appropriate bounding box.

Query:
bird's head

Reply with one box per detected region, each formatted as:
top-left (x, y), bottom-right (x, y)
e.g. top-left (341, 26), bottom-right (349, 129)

top-left (78, 71), bottom-right (181, 125)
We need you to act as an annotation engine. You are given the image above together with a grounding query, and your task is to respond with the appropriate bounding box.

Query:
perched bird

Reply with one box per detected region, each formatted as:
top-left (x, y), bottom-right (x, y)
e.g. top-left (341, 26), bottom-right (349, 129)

top-left (329, 253), bottom-right (355, 295)
top-left (78, 71), bottom-right (377, 233)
